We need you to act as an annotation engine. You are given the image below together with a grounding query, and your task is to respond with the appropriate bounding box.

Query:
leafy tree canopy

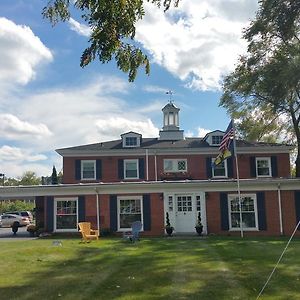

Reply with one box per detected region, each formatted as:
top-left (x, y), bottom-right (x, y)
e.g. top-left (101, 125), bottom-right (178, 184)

top-left (43, 0), bottom-right (180, 81)
top-left (220, 0), bottom-right (300, 177)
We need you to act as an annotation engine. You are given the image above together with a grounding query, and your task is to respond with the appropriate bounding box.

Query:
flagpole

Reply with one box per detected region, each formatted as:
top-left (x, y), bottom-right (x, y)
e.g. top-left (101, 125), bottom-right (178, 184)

top-left (232, 120), bottom-right (244, 238)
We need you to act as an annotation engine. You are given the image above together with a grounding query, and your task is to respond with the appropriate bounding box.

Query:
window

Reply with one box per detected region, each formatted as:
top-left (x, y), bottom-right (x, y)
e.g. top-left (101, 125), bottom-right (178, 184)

top-left (212, 158), bottom-right (227, 178)
top-left (256, 157), bottom-right (271, 177)
top-left (124, 159), bottom-right (139, 179)
top-left (228, 194), bottom-right (258, 230)
top-left (177, 195), bottom-right (192, 212)
top-left (81, 160), bottom-right (96, 180)
top-left (118, 196), bottom-right (142, 230)
top-left (125, 137), bottom-right (137, 147)
top-left (55, 198), bottom-right (78, 231)
top-left (211, 135), bottom-right (223, 145)
top-left (168, 196), bottom-right (173, 212)
top-left (196, 195), bottom-right (201, 212)
top-left (163, 159), bottom-right (187, 172)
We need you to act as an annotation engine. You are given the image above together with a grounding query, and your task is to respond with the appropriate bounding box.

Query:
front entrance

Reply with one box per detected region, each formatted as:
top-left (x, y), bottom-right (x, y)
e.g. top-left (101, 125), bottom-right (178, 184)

top-left (175, 195), bottom-right (195, 233)
top-left (164, 192), bottom-right (206, 234)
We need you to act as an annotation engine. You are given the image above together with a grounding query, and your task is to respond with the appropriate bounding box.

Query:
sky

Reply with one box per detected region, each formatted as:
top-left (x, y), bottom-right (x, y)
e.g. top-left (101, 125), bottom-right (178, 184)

top-left (0, 0), bottom-right (259, 178)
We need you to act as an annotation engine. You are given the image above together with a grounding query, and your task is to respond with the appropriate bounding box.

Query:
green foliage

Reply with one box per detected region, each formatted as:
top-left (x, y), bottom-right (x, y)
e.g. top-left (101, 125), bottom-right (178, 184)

top-left (221, 0), bottom-right (300, 177)
top-left (43, 0), bottom-right (180, 82)
top-left (0, 200), bottom-right (34, 214)
top-left (4, 171), bottom-right (41, 186)
top-left (51, 165), bottom-right (58, 184)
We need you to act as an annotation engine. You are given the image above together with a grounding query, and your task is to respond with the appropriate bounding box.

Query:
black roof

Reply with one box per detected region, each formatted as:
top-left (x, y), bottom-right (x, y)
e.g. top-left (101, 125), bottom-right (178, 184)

top-left (56, 137), bottom-right (290, 152)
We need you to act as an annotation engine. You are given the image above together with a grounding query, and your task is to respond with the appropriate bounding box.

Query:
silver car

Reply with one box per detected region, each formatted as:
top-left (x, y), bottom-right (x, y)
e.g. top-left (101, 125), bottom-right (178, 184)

top-left (0, 214), bottom-right (30, 227)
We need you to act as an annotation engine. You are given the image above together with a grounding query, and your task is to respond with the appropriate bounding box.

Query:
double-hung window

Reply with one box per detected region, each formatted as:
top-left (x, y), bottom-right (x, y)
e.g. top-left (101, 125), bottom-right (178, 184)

top-left (124, 159), bottom-right (139, 179)
top-left (256, 157), bottom-right (271, 177)
top-left (164, 159), bottom-right (187, 172)
top-left (125, 137), bottom-right (137, 147)
top-left (211, 135), bottom-right (223, 145)
top-left (55, 198), bottom-right (78, 231)
top-left (228, 194), bottom-right (258, 230)
top-left (81, 160), bottom-right (96, 180)
top-left (118, 196), bottom-right (143, 230)
top-left (212, 158), bottom-right (227, 178)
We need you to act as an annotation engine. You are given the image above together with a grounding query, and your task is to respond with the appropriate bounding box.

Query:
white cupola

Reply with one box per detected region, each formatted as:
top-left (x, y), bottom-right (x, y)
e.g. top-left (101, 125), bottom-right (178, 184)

top-left (159, 102), bottom-right (184, 140)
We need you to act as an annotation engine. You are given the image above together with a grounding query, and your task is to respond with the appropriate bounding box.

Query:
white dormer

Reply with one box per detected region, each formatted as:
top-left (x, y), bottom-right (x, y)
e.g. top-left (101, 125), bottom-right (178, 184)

top-left (121, 131), bottom-right (142, 148)
top-left (204, 130), bottom-right (224, 146)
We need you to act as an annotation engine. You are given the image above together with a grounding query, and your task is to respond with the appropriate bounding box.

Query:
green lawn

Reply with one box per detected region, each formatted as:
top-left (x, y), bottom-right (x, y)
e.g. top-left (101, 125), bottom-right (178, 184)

top-left (1, 237), bottom-right (300, 300)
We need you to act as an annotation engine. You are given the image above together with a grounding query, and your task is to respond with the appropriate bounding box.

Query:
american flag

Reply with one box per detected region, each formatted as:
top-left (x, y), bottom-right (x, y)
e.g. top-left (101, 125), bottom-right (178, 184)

top-left (219, 120), bottom-right (234, 152)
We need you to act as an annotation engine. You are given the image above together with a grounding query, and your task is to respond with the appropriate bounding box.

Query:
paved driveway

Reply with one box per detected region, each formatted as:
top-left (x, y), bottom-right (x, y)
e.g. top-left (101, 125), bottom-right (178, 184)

top-left (0, 226), bottom-right (34, 240)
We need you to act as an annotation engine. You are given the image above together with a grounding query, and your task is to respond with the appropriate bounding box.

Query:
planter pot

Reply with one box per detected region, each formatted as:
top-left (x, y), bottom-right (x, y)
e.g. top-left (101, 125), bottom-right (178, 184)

top-left (195, 226), bottom-right (203, 236)
top-left (165, 227), bottom-right (173, 236)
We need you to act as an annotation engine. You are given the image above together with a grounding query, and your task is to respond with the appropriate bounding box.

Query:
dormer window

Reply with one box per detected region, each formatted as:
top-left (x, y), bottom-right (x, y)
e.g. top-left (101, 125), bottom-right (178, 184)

top-left (204, 130), bottom-right (225, 146)
top-left (121, 131), bottom-right (142, 148)
top-left (211, 135), bottom-right (223, 145)
top-left (125, 137), bottom-right (137, 147)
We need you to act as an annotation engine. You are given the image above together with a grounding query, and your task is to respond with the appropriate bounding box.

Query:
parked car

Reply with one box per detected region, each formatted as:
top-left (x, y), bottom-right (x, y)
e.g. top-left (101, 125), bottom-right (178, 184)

top-left (0, 214), bottom-right (30, 227)
top-left (5, 211), bottom-right (33, 222)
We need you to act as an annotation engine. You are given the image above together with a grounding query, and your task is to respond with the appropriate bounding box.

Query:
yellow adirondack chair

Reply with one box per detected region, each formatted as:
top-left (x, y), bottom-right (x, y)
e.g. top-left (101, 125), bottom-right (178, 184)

top-left (78, 222), bottom-right (99, 242)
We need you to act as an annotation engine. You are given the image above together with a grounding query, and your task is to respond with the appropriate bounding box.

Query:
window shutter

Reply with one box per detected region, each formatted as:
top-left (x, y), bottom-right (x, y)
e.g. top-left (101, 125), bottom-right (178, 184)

top-left (250, 157), bottom-right (256, 177)
top-left (143, 194), bottom-right (151, 231)
top-left (75, 160), bottom-right (81, 180)
top-left (46, 196), bottom-right (54, 232)
top-left (257, 192), bottom-right (267, 230)
top-left (227, 157), bottom-right (233, 178)
top-left (110, 195), bottom-right (118, 231)
top-left (220, 193), bottom-right (229, 230)
top-left (206, 157), bottom-right (212, 179)
top-left (295, 191), bottom-right (300, 231)
top-left (78, 196), bottom-right (85, 222)
top-left (96, 160), bottom-right (102, 180)
top-left (139, 158), bottom-right (145, 179)
top-left (118, 159), bottom-right (124, 179)
top-left (271, 156), bottom-right (278, 177)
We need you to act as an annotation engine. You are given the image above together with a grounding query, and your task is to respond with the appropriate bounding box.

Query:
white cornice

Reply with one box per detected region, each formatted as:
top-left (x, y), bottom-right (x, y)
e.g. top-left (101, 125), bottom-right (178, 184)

top-left (1, 178), bottom-right (299, 198)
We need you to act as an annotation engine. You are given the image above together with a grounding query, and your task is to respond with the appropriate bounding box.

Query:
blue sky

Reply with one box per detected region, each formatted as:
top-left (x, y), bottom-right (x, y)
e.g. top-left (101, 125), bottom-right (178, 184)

top-left (0, 0), bottom-right (258, 178)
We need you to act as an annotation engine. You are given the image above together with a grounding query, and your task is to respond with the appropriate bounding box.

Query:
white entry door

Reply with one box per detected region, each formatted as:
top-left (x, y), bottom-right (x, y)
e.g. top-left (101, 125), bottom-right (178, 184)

top-left (175, 195), bottom-right (195, 233)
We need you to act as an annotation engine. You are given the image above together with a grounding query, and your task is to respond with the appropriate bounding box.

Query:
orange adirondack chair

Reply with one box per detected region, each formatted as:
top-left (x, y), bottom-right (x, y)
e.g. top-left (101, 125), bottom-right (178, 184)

top-left (78, 222), bottom-right (99, 242)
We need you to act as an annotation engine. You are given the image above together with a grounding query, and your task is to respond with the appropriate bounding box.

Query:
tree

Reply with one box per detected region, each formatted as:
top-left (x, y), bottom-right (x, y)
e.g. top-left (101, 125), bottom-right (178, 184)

top-left (51, 165), bottom-right (58, 184)
top-left (43, 0), bottom-right (180, 82)
top-left (220, 0), bottom-right (300, 177)
top-left (18, 171), bottom-right (41, 186)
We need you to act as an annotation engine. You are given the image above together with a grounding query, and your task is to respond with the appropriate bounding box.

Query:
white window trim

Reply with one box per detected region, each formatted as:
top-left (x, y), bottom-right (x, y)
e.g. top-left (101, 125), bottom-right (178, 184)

top-left (228, 194), bottom-right (259, 231)
top-left (54, 197), bottom-right (78, 232)
top-left (122, 134), bottom-right (141, 148)
top-left (81, 160), bottom-right (96, 180)
top-left (256, 157), bottom-right (272, 178)
top-left (212, 158), bottom-right (228, 178)
top-left (124, 159), bottom-right (139, 179)
top-left (117, 195), bottom-right (144, 231)
top-left (163, 159), bottom-right (188, 173)
top-left (211, 135), bottom-right (223, 146)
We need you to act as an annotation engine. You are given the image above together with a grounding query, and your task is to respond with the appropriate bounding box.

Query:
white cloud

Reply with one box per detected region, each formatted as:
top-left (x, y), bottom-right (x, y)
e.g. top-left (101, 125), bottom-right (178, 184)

top-left (96, 117), bottom-right (159, 140)
top-left (0, 114), bottom-right (52, 140)
top-left (0, 145), bottom-right (47, 162)
top-left (68, 18), bottom-right (91, 37)
top-left (198, 127), bottom-right (211, 137)
top-left (0, 17), bottom-right (53, 87)
top-left (3, 76), bottom-right (160, 150)
top-left (136, 0), bottom-right (258, 91)
top-left (143, 85), bottom-right (169, 94)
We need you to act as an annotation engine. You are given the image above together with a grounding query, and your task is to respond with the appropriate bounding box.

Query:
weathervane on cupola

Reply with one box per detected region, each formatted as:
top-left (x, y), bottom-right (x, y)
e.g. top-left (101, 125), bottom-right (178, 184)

top-left (166, 90), bottom-right (174, 103)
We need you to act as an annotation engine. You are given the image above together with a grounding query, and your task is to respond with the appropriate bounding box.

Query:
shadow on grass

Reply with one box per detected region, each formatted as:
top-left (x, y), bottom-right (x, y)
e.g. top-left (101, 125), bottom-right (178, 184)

top-left (1, 237), bottom-right (300, 300)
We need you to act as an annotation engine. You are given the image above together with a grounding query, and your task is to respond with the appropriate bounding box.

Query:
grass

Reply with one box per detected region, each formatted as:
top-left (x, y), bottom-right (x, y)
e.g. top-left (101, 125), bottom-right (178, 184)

top-left (1, 236), bottom-right (300, 300)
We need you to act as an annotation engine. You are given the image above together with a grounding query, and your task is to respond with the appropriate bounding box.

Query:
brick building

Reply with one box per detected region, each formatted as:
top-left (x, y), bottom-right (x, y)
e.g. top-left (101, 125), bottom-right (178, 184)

top-left (2, 102), bottom-right (300, 236)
